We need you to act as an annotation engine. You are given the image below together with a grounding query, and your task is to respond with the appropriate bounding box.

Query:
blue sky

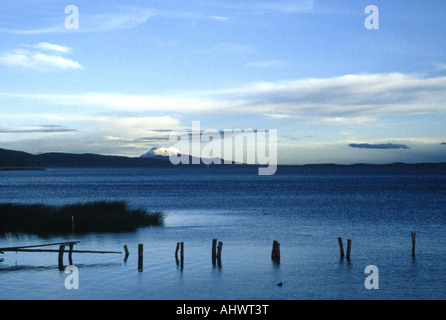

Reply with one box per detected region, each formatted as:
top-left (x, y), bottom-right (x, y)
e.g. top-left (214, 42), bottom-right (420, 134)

top-left (0, 0), bottom-right (445, 164)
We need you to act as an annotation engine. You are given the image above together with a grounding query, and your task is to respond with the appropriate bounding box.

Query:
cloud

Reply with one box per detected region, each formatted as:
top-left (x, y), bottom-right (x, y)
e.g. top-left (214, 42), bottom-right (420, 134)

top-left (211, 16), bottom-right (229, 21)
top-left (211, 73), bottom-right (446, 117)
top-left (0, 125), bottom-right (77, 134)
top-left (318, 117), bottom-right (375, 126)
top-left (264, 113), bottom-right (295, 119)
top-left (0, 8), bottom-right (156, 34)
top-left (0, 44), bottom-right (82, 70)
top-left (2, 73), bottom-right (446, 118)
top-left (348, 143), bottom-right (410, 150)
top-left (434, 63), bottom-right (446, 71)
top-left (29, 42), bottom-right (71, 54)
top-left (196, 0), bottom-right (314, 14)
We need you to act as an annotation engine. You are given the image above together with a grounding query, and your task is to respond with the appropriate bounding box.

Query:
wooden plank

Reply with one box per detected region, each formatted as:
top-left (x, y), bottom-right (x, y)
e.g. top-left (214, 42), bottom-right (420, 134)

top-left (7, 248), bottom-right (122, 254)
top-left (0, 241), bottom-right (80, 251)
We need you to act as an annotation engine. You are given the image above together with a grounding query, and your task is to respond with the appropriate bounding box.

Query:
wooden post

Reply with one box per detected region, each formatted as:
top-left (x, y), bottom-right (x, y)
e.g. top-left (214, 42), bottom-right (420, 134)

top-left (138, 244), bottom-right (143, 271)
top-left (212, 239), bottom-right (217, 265)
top-left (175, 242), bottom-right (180, 265)
top-left (271, 240), bottom-right (280, 263)
top-left (217, 241), bottom-right (223, 266)
top-left (180, 242), bottom-right (184, 268)
top-left (123, 245), bottom-right (129, 262)
top-left (58, 245), bottom-right (65, 271)
top-left (411, 232), bottom-right (416, 257)
top-left (68, 243), bottom-right (74, 265)
top-left (346, 239), bottom-right (352, 261)
top-left (338, 237), bottom-right (344, 258)
top-left (71, 216), bottom-right (75, 233)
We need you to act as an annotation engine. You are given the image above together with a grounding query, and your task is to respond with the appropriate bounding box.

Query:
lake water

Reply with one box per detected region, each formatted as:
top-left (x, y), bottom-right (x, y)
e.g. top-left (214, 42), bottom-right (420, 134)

top-left (0, 166), bottom-right (445, 300)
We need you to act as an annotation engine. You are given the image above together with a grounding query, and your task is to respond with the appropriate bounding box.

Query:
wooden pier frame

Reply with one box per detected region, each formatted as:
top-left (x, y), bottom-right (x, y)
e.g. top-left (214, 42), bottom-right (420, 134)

top-left (0, 241), bottom-right (122, 271)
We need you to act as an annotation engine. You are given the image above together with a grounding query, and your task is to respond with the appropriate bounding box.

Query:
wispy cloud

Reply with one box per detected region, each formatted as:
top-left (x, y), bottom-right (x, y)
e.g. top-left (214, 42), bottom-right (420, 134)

top-left (0, 125), bottom-right (77, 134)
top-left (434, 63), bottom-right (446, 71)
top-left (28, 42), bottom-right (72, 54)
top-left (211, 16), bottom-right (229, 21)
top-left (0, 43), bottom-right (82, 70)
top-left (0, 8), bottom-right (156, 35)
top-left (2, 73), bottom-right (446, 117)
top-left (195, 0), bottom-right (314, 14)
top-left (348, 143), bottom-right (410, 150)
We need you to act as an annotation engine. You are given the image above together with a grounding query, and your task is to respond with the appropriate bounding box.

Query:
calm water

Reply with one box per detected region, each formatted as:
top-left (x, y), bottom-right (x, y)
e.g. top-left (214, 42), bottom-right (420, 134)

top-left (0, 166), bottom-right (445, 300)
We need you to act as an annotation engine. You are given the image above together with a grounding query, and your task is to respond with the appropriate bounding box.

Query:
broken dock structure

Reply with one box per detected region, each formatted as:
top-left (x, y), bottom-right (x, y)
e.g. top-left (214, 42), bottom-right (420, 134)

top-left (0, 241), bottom-right (122, 270)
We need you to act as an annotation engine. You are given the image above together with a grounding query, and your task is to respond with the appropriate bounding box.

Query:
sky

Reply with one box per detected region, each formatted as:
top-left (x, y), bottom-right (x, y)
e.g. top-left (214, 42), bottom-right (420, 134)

top-left (0, 0), bottom-right (445, 165)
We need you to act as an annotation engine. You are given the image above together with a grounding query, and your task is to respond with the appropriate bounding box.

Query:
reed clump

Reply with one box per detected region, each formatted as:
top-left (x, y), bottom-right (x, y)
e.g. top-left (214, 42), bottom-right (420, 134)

top-left (0, 201), bottom-right (164, 235)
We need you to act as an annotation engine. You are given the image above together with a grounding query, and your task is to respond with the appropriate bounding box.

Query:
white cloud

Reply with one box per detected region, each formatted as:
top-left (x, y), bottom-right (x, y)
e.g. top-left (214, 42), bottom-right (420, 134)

top-left (196, 0), bottom-right (314, 14)
top-left (0, 8), bottom-right (156, 34)
top-left (211, 16), bottom-right (229, 21)
top-left (0, 44), bottom-right (82, 70)
top-left (2, 73), bottom-right (446, 118)
top-left (434, 62), bottom-right (446, 71)
top-left (31, 42), bottom-right (71, 54)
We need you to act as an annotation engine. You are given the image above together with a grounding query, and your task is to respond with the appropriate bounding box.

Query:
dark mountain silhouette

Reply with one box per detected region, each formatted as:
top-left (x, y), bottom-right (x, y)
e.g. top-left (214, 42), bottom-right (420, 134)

top-left (0, 148), bottom-right (172, 168)
top-left (0, 147), bottom-right (228, 168)
top-left (0, 147), bottom-right (445, 168)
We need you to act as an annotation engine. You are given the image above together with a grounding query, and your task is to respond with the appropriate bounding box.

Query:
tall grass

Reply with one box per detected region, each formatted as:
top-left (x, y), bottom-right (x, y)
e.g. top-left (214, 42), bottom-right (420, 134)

top-left (0, 201), bottom-right (164, 236)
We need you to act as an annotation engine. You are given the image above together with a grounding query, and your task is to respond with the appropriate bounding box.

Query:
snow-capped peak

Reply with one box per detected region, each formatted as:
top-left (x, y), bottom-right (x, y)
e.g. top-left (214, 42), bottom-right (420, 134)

top-left (140, 147), bottom-right (181, 158)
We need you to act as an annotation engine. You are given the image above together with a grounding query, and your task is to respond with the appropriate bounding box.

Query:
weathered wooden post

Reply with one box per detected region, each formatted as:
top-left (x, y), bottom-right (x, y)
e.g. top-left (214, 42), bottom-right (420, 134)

top-left (138, 244), bottom-right (143, 271)
top-left (212, 239), bottom-right (217, 265)
top-left (346, 239), bottom-right (352, 261)
top-left (271, 240), bottom-right (280, 263)
top-left (175, 242), bottom-right (180, 265)
top-left (411, 232), bottom-right (416, 257)
top-left (217, 241), bottom-right (223, 266)
top-left (58, 245), bottom-right (65, 271)
top-left (71, 216), bottom-right (75, 233)
top-left (338, 237), bottom-right (344, 258)
top-left (123, 245), bottom-right (129, 262)
top-left (68, 243), bottom-right (74, 265)
top-left (180, 242), bottom-right (184, 268)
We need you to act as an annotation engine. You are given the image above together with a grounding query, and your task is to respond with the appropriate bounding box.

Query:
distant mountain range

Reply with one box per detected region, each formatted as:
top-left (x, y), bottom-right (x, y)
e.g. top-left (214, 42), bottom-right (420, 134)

top-left (0, 147), bottom-right (223, 168)
top-left (0, 147), bottom-right (445, 168)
